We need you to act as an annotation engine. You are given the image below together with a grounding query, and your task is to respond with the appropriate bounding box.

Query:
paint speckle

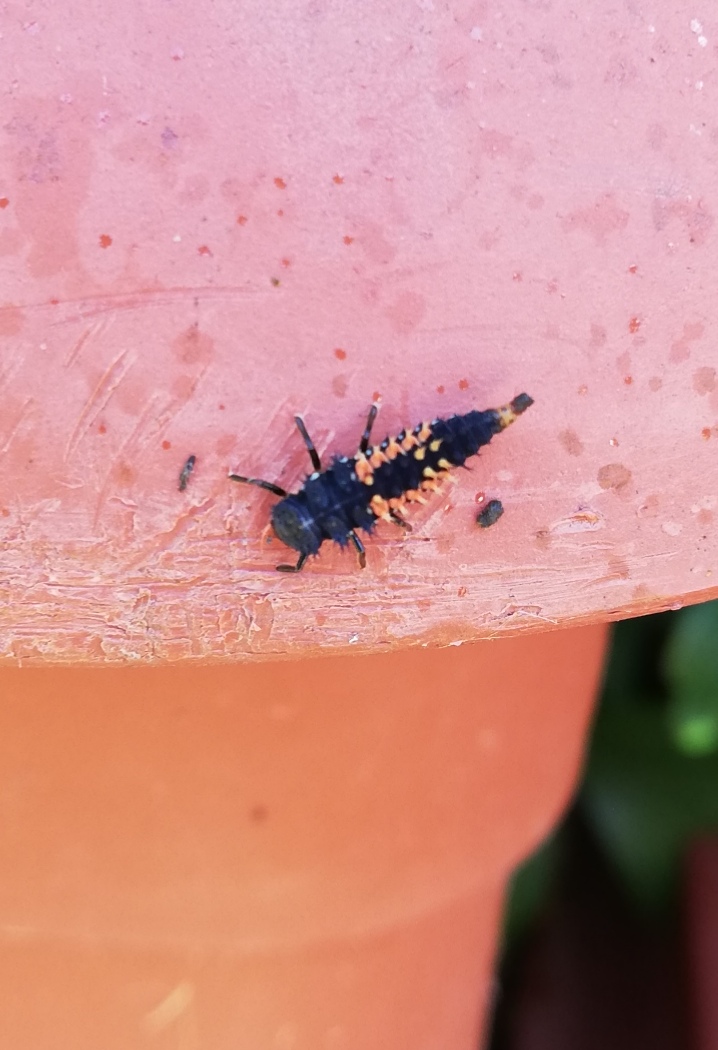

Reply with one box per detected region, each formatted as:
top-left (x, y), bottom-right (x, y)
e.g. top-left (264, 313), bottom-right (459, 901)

top-left (334, 347), bottom-right (347, 361)
top-left (332, 375), bottom-right (348, 398)
top-left (458, 586), bottom-right (467, 597)
top-left (638, 494), bottom-right (660, 518)
top-left (384, 291), bottom-right (426, 335)
top-left (598, 463), bottom-right (632, 493)
top-left (458, 378), bottom-right (469, 391)
top-left (558, 428), bottom-right (583, 456)
top-left (161, 127), bottom-right (179, 150)
top-left (624, 375), bottom-right (634, 386)
top-left (281, 257), bottom-right (291, 268)
top-left (270, 277), bottom-right (280, 286)
top-left (609, 437), bottom-right (619, 447)
top-left (0, 305), bottom-right (25, 336)
top-left (628, 316), bottom-right (641, 333)
top-left (653, 197), bottom-right (714, 247)
top-left (563, 193), bottom-right (630, 245)
top-left (627, 264), bottom-right (638, 274)
top-left (693, 366), bottom-right (716, 395)
top-left (98, 233), bottom-right (112, 248)
top-left (512, 271), bottom-right (523, 281)
top-left (589, 324), bottom-right (607, 349)
top-left (274, 177), bottom-right (287, 189)
top-left (702, 427), bottom-right (713, 440)
top-left (171, 47), bottom-right (185, 61)
top-left (670, 321), bottom-right (704, 363)
top-left (578, 384), bottom-right (588, 395)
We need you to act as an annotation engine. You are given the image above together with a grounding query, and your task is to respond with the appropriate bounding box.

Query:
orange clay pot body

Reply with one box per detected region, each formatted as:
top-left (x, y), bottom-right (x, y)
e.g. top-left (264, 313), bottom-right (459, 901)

top-left (0, 628), bottom-right (605, 1049)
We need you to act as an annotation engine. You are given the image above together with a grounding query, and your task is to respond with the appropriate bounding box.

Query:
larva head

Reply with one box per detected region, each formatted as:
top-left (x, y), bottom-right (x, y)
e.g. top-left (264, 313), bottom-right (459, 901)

top-left (271, 496), bottom-right (323, 556)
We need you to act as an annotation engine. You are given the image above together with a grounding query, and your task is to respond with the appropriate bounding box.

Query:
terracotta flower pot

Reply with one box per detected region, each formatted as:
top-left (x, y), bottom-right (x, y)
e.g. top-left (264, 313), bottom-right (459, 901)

top-left (0, 629), bottom-right (605, 1049)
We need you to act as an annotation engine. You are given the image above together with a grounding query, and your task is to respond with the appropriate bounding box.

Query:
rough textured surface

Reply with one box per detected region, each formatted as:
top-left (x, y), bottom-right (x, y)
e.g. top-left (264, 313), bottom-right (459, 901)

top-left (1, 1), bottom-right (716, 662)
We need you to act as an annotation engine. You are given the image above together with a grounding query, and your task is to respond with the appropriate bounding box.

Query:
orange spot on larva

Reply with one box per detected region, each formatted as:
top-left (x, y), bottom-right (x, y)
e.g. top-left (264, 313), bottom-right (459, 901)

top-left (97, 423), bottom-right (107, 435)
top-left (624, 375), bottom-right (633, 385)
top-left (702, 427), bottom-right (712, 440)
top-left (578, 384), bottom-right (588, 395)
top-left (49, 298), bottom-right (60, 305)
top-left (0, 197), bottom-right (9, 209)
top-left (1, 508), bottom-right (9, 517)
top-left (218, 403), bottom-right (225, 411)
top-left (436, 385), bottom-right (445, 394)
top-left (372, 390), bottom-right (381, 402)
top-left (274, 177), bottom-right (287, 189)
top-left (281, 257), bottom-right (291, 268)
top-left (628, 264), bottom-right (638, 274)
top-left (333, 174), bottom-right (344, 184)
top-left (458, 378), bottom-right (469, 391)
top-left (162, 440), bottom-right (171, 450)
top-left (236, 214), bottom-right (248, 225)
top-left (628, 316), bottom-right (641, 333)
top-left (458, 586), bottom-right (467, 597)
top-left (98, 233), bottom-right (112, 248)
top-left (198, 245), bottom-right (212, 256)
top-left (343, 235), bottom-right (354, 245)
top-left (277, 209), bottom-right (284, 217)
top-left (334, 348), bottom-right (347, 361)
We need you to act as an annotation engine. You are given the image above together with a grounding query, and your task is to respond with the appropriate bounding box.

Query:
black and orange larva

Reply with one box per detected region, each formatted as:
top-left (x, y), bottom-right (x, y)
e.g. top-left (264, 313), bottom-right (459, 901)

top-left (229, 393), bottom-right (533, 572)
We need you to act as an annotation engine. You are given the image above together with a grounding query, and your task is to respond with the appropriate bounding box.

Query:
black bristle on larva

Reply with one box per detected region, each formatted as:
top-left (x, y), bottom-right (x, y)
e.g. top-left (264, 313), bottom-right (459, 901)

top-left (229, 393), bottom-right (533, 571)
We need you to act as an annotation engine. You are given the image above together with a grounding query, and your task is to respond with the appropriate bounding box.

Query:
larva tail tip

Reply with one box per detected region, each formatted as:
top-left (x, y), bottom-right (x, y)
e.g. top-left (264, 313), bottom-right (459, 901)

top-left (510, 392), bottom-right (534, 416)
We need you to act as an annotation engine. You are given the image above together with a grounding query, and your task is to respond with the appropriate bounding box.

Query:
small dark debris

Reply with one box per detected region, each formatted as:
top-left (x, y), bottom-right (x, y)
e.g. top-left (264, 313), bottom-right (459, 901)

top-left (178, 454), bottom-right (196, 491)
top-left (477, 498), bottom-right (504, 528)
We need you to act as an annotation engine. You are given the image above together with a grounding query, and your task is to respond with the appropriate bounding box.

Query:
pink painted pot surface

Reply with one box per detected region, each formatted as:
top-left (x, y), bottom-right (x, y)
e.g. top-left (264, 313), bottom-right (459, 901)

top-left (0, 0), bottom-right (715, 661)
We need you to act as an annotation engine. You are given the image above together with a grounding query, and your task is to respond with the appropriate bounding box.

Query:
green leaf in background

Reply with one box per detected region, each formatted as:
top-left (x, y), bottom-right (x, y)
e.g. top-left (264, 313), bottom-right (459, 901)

top-left (500, 831), bottom-right (562, 951)
top-left (581, 600), bottom-right (718, 914)
top-left (663, 602), bottom-right (718, 757)
top-left (499, 601), bottom-right (718, 943)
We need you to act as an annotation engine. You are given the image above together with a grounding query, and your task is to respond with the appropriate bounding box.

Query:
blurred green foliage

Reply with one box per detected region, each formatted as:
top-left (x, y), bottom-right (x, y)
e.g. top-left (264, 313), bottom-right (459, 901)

top-left (503, 599), bottom-right (718, 945)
